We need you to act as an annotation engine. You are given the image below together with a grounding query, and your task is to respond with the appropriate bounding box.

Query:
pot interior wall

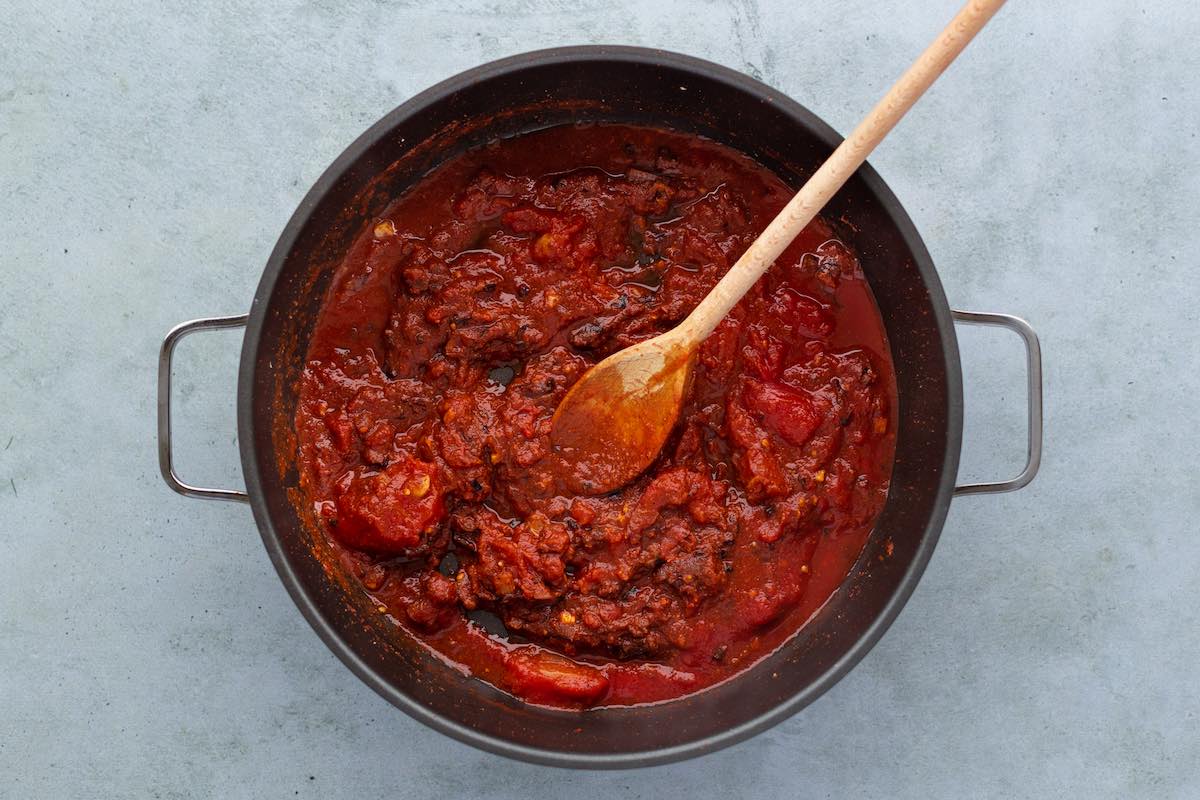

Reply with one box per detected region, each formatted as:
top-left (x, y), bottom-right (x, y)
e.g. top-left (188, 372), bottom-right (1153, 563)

top-left (240, 49), bottom-right (960, 765)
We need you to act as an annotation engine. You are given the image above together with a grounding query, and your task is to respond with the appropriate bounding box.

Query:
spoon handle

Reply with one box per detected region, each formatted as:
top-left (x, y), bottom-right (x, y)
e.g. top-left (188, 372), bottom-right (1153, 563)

top-left (679, 0), bottom-right (1007, 342)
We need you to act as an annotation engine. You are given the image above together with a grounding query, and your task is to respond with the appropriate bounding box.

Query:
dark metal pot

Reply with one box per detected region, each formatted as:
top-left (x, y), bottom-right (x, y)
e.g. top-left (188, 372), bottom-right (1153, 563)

top-left (156, 46), bottom-right (1042, 768)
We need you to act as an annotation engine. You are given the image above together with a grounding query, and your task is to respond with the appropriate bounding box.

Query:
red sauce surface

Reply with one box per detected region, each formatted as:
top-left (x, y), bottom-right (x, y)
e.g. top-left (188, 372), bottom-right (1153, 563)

top-left (295, 124), bottom-right (897, 708)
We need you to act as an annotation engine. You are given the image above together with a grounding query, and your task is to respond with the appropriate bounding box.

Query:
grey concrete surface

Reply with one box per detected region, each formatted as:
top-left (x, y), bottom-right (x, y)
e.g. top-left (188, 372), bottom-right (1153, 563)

top-left (2, 1), bottom-right (1197, 797)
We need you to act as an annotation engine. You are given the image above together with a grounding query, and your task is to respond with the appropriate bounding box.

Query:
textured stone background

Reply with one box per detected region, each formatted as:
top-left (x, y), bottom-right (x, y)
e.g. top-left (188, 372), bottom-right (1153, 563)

top-left (2, 1), bottom-right (1197, 797)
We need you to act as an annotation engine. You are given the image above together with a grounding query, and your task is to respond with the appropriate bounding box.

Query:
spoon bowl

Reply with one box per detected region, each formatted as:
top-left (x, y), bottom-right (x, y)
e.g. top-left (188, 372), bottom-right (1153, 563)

top-left (550, 333), bottom-right (697, 495)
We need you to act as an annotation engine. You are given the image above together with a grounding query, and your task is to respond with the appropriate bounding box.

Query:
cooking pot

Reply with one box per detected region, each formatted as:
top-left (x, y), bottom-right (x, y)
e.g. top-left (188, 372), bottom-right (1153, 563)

top-left (156, 46), bottom-right (1042, 768)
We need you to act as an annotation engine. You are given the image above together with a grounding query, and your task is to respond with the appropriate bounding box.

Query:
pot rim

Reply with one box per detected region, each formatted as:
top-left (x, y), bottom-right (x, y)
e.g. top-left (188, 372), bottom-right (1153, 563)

top-left (237, 44), bottom-right (963, 769)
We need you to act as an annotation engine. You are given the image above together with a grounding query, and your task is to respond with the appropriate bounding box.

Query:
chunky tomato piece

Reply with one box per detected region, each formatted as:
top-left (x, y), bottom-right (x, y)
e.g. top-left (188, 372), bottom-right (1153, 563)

top-left (504, 648), bottom-right (609, 706)
top-left (741, 323), bottom-right (785, 381)
top-left (743, 378), bottom-right (824, 446)
top-left (331, 455), bottom-right (445, 554)
top-left (768, 286), bottom-right (835, 339)
top-left (726, 393), bottom-right (789, 501)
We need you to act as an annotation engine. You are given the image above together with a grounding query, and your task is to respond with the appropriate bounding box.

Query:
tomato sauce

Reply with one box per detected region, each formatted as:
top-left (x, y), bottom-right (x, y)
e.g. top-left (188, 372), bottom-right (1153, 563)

top-left (295, 124), bottom-right (897, 708)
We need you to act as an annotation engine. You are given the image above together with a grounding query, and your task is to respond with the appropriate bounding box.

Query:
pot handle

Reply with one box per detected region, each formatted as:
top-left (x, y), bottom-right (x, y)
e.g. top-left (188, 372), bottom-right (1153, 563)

top-left (157, 315), bottom-right (250, 503)
top-left (952, 310), bottom-right (1043, 496)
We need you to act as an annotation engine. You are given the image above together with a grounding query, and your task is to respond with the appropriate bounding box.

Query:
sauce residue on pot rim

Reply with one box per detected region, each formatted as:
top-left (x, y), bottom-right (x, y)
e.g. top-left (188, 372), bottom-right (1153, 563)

top-left (295, 123), bottom-right (897, 708)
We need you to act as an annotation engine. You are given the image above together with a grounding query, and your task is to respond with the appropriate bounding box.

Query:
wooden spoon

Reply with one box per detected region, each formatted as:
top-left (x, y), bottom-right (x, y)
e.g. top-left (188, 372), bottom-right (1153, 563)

top-left (551, 0), bottom-right (1006, 495)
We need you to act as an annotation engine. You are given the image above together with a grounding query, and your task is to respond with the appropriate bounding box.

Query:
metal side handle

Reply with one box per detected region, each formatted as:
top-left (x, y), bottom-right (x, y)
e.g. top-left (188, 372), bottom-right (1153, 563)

top-left (952, 310), bottom-right (1043, 496)
top-left (157, 315), bottom-right (250, 503)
